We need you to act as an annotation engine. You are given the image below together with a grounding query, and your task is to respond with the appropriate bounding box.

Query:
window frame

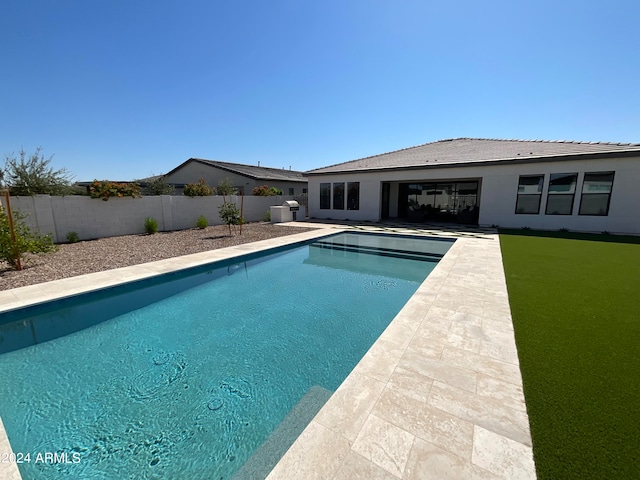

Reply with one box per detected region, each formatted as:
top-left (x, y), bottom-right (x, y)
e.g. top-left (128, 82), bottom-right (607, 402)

top-left (333, 182), bottom-right (345, 210)
top-left (515, 175), bottom-right (545, 215)
top-left (319, 183), bottom-right (331, 210)
top-left (545, 173), bottom-right (578, 215)
top-left (347, 182), bottom-right (360, 210)
top-left (578, 172), bottom-right (615, 216)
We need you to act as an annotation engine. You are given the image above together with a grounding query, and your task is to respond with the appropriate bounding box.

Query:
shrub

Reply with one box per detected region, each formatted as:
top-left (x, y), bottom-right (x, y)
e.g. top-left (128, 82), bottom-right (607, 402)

top-left (263, 210), bottom-right (271, 222)
top-left (0, 209), bottom-right (57, 269)
top-left (184, 178), bottom-right (213, 197)
top-left (89, 180), bottom-right (141, 201)
top-left (66, 231), bottom-right (80, 243)
top-left (252, 185), bottom-right (281, 196)
top-left (144, 217), bottom-right (158, 234)
top-left (196, 215), bottom-right (208, 229)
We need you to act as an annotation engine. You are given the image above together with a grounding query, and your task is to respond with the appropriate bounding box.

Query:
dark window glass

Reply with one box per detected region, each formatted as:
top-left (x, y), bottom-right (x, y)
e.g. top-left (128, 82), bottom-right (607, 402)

top-left (288, 187), bottom-right (295, 195)
top-left (333, 183), bottom-right (345, 210)
top-left (579, 172), bottom-right (615, 216)
top-left (347, 182), bottom-right (360, 210)
top-left (545, 173), bottom-right (577, 215)
top-left (320, 183), bottom-right (331, 209)
top-left (515, 175), bottom-right (544, 214)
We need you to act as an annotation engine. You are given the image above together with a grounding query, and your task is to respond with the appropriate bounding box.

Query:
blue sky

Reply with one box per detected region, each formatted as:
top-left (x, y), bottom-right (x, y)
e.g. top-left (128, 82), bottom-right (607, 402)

top-left (2, 0), bottom-right (639, 182)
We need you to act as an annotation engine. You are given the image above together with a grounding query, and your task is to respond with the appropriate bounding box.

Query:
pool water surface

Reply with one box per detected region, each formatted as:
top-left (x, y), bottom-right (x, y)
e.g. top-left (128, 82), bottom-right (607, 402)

top-left (0, 232), bottom-right (452, 479)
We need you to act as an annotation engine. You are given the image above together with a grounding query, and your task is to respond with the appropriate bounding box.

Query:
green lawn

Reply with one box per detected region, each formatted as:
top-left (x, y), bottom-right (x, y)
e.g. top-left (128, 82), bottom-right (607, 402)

top-left (499, 230), bottom-right (640, 480)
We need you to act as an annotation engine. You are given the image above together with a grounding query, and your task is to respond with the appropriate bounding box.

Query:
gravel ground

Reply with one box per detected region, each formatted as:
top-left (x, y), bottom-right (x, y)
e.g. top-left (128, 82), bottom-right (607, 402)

top-left (0, 223), bottom-right (318, 291)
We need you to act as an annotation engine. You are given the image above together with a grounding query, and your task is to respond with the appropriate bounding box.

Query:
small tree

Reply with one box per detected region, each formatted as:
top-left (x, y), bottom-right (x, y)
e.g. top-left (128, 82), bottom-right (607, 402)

top-left (0, 209), bottom-right (56, 269)
top-left (217, 178), bottom-right (236, 200)
top-left (142, 175), bottom-right (174, 195)
top-left (3, 147), bottom-right (74, 196)
top-left (218, 202), bottom-right (241, 235)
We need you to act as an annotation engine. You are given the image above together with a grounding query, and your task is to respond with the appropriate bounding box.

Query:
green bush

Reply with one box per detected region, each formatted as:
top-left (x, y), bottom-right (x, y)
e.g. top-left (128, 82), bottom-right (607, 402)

top-left (196, 215), bottom-right (208, 229)
top-left (184, 178), bottom-right (214, 197)
top-left (263, 210), bottom-right (271, 222)
top-left (144, 217), bottom-right (158, 234)
top-left (66, 231), bottom-right (80, 243)
top-left (0, 209), bottom-right (56, 269)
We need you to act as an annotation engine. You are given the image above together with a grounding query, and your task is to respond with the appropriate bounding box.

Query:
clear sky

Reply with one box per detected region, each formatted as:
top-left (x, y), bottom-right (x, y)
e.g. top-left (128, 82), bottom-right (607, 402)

top-left (2, 0), bottom-right (639, 182)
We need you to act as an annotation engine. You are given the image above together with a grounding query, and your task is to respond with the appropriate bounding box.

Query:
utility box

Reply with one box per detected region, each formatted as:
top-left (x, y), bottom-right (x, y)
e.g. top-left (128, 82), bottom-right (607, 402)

top-left (270, 200), bottom-right (301, 223)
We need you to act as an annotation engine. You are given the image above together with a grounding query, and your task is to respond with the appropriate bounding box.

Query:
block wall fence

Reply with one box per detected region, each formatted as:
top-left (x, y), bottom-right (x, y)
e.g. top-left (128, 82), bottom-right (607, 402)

top-left (5, 195), bottom-right (302, 243)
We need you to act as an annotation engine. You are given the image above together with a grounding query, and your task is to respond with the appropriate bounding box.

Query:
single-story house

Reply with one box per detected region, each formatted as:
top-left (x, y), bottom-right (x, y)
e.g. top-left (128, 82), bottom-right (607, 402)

top-left (306, 138), bottom-right (640, 234)
top-left (164, 158), bottom-right (308, 196)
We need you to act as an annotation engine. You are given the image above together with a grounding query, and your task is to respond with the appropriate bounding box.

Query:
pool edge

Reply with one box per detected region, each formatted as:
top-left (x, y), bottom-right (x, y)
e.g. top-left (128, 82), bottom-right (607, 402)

top-left (266, 234), bottom-right (537, 480)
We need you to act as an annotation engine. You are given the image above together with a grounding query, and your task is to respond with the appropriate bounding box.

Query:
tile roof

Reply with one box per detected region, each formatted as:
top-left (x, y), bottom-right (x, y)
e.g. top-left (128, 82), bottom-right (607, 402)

top-left (183, 159), bottom-right (307, 182)
top-left (308, 138), bottom-right (640, 174)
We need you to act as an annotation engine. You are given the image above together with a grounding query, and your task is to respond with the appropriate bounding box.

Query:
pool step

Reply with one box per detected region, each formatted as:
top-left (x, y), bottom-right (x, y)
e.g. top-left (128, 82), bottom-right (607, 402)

top-left (231, 385), bottom-right (333, 480)
top-left (311, 240), bottom-right (443, 262)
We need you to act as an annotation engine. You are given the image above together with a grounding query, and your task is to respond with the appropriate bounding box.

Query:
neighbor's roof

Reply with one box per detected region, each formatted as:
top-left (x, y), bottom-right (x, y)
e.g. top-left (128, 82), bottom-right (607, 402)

top-left (167, 158), bottom-right (307, 183)
top-left (307, 138), bottom-right (640, 175)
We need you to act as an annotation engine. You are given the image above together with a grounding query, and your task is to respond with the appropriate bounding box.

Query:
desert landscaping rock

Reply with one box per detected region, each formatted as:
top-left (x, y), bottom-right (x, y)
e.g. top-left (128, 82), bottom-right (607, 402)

top-left (0, 223), bottom-right (316, 291)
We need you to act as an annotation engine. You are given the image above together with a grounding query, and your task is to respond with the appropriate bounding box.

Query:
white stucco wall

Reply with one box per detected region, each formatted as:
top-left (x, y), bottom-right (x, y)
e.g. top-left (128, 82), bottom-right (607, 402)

top-left (5, 195), bottom-right (295, 242)
top-left (308, 155), bottom-right (640, 234)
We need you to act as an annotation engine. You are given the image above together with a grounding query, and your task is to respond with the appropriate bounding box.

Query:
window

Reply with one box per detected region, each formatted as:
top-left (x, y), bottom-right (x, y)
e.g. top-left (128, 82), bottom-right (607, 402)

top-left (288, 187), bottom-right (295, 195)
top-left (579, 172), bottom-right (615, 216)
top-left (333, 183), bottom-right (345, 210)
top-left (347, 182), bottom-right (360, 210)
top-left (320, 183), bottom-right (331, 209)
top-left (302, 188), bottom-right (307, 194)
top-left (545, 173), bottom-right (577, 215)
top-left (515, 175), bottom-right (544, 214)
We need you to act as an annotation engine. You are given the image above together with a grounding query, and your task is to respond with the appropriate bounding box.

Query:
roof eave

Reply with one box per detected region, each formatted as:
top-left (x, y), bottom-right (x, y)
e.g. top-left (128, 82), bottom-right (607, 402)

top-left (306, 149), bottom-right (640, 175)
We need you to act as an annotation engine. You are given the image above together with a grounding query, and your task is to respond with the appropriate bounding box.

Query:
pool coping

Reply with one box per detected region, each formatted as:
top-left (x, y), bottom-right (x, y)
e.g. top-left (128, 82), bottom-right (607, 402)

top-left (0, 223), bottom-right (536, 479)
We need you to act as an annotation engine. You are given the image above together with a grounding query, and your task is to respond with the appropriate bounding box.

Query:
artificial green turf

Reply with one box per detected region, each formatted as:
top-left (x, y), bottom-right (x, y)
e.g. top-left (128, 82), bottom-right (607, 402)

top-left (499, 231), bottom-right (640, 480)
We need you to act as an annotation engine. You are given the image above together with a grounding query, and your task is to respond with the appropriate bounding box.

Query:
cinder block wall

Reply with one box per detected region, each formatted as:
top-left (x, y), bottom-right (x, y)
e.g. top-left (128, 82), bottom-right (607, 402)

top-left (5, 195), bottom-right (294, 243)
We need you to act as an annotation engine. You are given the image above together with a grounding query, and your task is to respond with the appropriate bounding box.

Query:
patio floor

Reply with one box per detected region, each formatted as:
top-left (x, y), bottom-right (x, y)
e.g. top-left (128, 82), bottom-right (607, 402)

top-left (0, 222), bottom-right (535, 480)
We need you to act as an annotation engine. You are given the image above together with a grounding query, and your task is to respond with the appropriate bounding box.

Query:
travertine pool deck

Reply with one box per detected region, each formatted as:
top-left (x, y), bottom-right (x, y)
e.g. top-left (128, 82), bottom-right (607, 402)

top-left (0, 222), bottom-right (536, 480)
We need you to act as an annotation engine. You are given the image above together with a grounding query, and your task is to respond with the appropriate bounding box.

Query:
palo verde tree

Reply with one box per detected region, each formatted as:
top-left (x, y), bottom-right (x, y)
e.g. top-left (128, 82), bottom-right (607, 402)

top-left (3, 147), bottom-right (74, 196)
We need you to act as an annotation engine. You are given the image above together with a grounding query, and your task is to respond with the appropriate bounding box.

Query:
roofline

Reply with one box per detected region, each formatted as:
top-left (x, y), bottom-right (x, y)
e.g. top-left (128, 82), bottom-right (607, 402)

top-left (306, 149), bottom-right (640, 176)
top-left (165, 158), bottom-right (307, 182)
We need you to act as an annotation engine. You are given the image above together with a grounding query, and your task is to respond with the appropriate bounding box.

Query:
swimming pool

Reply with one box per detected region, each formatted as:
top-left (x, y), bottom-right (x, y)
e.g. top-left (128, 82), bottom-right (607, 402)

top-left (0, 232), bottom-right (453, 479)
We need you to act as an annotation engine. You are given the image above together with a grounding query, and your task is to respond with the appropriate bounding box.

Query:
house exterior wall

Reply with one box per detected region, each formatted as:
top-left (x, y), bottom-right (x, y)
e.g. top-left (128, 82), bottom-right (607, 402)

top-left (164, 162), bottom-right (307, 195)
top-left (308, 155), bottom-right (640, 234)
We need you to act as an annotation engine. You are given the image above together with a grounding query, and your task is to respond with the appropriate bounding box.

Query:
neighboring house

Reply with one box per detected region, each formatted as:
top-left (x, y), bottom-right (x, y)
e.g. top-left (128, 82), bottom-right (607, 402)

top-left (306, 138), bottom-right (640, 234)
top-left (164, 158), bottom-right (308, 196)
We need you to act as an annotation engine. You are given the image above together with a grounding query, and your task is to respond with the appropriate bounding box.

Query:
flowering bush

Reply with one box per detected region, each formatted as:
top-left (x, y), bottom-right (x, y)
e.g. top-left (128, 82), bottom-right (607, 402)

top-left (252, 185), bottom-right (281, 196)
top-left (89, 180), bottom-right (141, 201)
top-left (184, 178), bottom-right (214, 197)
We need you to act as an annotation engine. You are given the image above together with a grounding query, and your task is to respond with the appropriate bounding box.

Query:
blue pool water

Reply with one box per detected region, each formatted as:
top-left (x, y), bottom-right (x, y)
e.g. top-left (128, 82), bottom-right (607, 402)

top-left (0, 232), bottom-right (452, 479)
